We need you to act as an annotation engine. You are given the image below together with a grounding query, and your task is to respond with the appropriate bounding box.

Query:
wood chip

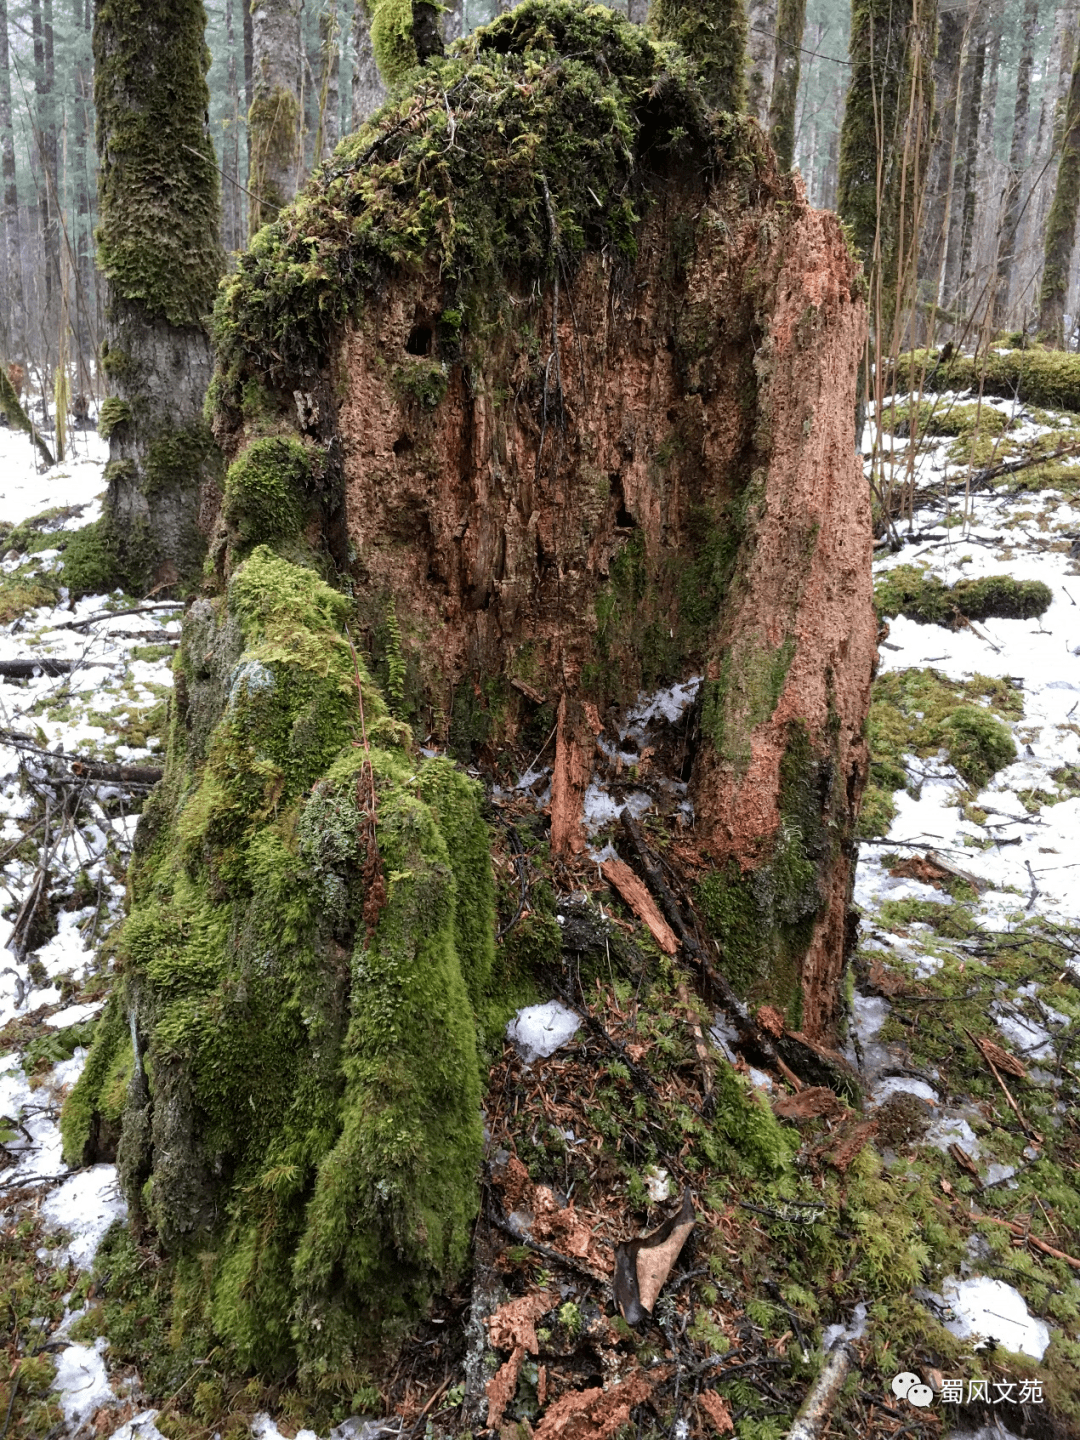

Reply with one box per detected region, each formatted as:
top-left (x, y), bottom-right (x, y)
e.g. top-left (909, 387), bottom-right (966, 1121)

top-left (756, 1004), bottom-right (786, 1037)
top-left (533, 1373), bottom-right (655, 1440)
top-left (773, 1086), bottom-right (847, 1122)
top-left (698, 1391), bottom-right (735, 1435)
top-left (600, 858), bottom-right (678, 954)
top-left (972, 1033), bottom-right (1027, 1079)
top-left (511, 678), bottom-right (547, 705)
top-left (948, 1142), bottom-right (980, 1179)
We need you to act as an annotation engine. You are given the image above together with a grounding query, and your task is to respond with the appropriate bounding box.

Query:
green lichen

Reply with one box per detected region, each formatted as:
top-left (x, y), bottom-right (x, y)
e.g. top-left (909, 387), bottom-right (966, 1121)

top-left (64, 547), bottom-right (496, 1378)
top-left (874, 565), bottom-right (1053, 625)
top-left (223, 436), bottom-right (311, 547)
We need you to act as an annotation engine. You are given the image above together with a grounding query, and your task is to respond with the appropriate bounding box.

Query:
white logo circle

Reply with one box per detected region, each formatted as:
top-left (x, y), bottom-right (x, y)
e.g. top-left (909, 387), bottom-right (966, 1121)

top-left (907, 1384), bottom-right (934, 1408)
top-left (891, 1372), bottom-right (921, 1400)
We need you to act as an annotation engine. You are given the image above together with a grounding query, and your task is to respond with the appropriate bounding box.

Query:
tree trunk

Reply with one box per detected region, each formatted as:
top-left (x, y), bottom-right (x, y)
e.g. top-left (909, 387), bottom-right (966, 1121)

top-left (249, 0), bottom-right (303, 231)
top-left (317, 4), bottom-right (342, 159)
top-left (917, 0), bottom-right (969, 335)
top-left (443, 0), bottom-right (465, 44)
top-left (224, 0), bottom-right (243, 252)
top-left (66, 3), bottom-right (874, 1380)
top-left (768, 0), bottom-right (806, 170)
top-left (838, 0), bottom-right (937, 342)
top-left (650, 0), bottom-right (748, 113)
top-left (72, 0), bottom-right (96, 385)
top-left (32, 0), bottom-right (60, 333)
top-left (92, 0), bottom-right (224, 591)
top-left (351, 3), bottom-right (387, 127)
top-left (1038, 42), bottom-right (1080, 346)
top-left (628, 0), bottom-right (648, 20)
top-left (942, 5), bottom-right (987, 315)
top-left (0, 0), bottom-right (22, 358)
top-left (746, 0), bottom-right (777, 130)
top-left (993, 0), bottom-right (1039, 329)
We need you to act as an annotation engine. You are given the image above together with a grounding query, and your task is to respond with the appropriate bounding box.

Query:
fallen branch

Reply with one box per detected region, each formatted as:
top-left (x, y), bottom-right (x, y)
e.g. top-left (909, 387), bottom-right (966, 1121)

top-left (0, 658), bottom-right (111, 679)
top-left (0, 363), bottom-right (54, 467)
top-left (786, 1343), bottom-right (857, 1440)
top-left (967, 438), bottom-right (1080, 490)
top-left (600, 856), bottom-right (677, 954)
top-left (55, 601), bottom-right (184, 633)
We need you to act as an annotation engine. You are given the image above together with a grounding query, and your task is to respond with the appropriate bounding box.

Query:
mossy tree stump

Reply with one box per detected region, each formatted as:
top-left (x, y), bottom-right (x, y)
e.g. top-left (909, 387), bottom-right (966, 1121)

top-left (67, 0), bottom-right (875, 1379)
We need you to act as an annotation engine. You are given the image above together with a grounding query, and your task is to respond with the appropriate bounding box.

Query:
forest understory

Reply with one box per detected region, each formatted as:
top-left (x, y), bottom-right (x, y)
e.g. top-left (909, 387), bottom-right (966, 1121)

top-left (0, 363), bottom-right (1079, 1440)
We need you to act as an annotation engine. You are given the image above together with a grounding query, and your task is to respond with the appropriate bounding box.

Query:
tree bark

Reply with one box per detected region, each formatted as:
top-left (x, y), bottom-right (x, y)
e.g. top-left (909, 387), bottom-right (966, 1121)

top-left (249, 0), bottom-right (303, 232)
top-left (650, 0), bottom-right (749, 113)
top-left (917, 0), bottom-right (970, 336)
top-left (768, 0), bottom-right (806, 170)
top-left (223, 0), bottom-right (243, 253)
top-left (72, 0), bottom-right (96, 383)
top-left (351, 3), bottom-right (387, 128)
top-left (746, 0), bottom-right (777, 130)
top-left (838, 0), bottom-right (937, 341)
top-left (993, 0), bottom-right (1039, 329)
top-left (942, 4), bottom-right (987, 314)
top-left (93, 0), bottom-right (225, 591)
top-left (0, 0), bottom-right (22, 358)
top-left (317, 4), bottom-right (342, 159)
top-left (443, 0), bottom-right (465, 45)
top-left (1038, 42), bottom-right (1080, 346)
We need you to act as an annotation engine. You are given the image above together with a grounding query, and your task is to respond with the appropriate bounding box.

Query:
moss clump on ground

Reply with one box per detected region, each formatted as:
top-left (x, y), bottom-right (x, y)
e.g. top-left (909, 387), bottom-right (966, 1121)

top-left (891, 348), bottom-right (1080, 413)
top-left (878, 398), bottom-right (1009, 440)
top-left (63, 546), bottom-right (497, 1379)
top-left (859, 668), bottom-right (1020, 836)
top-left (874, 564), bottom-right (1053, 625)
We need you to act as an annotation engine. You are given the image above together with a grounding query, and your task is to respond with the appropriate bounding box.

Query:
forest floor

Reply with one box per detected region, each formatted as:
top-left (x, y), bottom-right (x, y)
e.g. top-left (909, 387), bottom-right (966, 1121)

top-left (1, 379), bottom-right (1080, 1440)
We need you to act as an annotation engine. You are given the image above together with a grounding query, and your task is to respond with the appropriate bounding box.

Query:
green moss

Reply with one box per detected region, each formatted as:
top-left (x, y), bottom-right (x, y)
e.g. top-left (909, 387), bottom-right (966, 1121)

top-left (697, 722), bottom-right (826, 1012)
top-left (97, 396), bottom-right (134, 441)
top-left (860, 668), bottom-right (1019, 835)
top-left (649, 0), bottom-right (748, 113)
top-left (878, 398), bottom-right (1009, 440)
top-left (0, 564), bottom-right (60, 623)
top-left (223, 437), bottom-right (311, 546)
top-left (389, 358), bottom-right (448, 410)
top-left (248, 86), bottom-right (302, 231)
top-left (874, 565), bottom-right (1053, 625)
top-left (701, 635), bottom-right (795, 768)
top-left (60, 518), bottom-right (134, 599)
top-left (891, 348), bottom-right (1080, 413)
top-left (66, 548), bottom-right (497, 1378)
top-left (61, 994), bottom-right (129, 1166)
top-left (369, 0), bottom-right (420, 85)
top-left (94, 0), bottom-right (222, 326)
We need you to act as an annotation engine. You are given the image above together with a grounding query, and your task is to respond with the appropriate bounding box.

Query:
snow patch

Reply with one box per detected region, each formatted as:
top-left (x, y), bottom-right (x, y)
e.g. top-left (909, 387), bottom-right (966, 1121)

top-left (507, 1001), bottom-right (580, 1065)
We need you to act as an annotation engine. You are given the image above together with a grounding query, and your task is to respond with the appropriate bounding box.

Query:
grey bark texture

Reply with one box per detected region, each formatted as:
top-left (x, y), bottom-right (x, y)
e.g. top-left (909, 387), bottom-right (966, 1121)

top-left (1038, 40), bottom-right (1080, 345)
top-left (746, 0), bottom-right (777, 130)
top-left (918, 0), bottom-right (970, 329)
top-left (0, 0), bottom-right (21, 356)
top-left (318, 5), bottom-right (342, 158)
top-left (943, 4), bottom-right (988, 313)
top-left (249, 0), bottom-right (303, 232)
top-left (351, 4), bottom-right (387, 129)
top-left (994, 0), bottom-right (1039, 327)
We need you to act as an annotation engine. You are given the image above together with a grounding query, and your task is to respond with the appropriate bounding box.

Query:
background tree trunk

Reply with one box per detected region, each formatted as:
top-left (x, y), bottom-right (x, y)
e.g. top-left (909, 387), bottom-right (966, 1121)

top-left (769, 0), bottom-right (807, 169)
top-left (223, 0), bottom-right (243, 253)
top-left (0, 0), bottom-right (22, 359)
top-left (249, 0), bottom-right (303, 232)
top-left (317, 4), bottom-right (341, 159)
top-left (917, 0), bottom-right (970, 336)
top-left (1038, 40), bottom-right (1080, 345)
top-left (993, 0), bottom-right (1039, 328)
top-left (93, 0), bottom-right (224, 590)
top-left (942, 5), bottom-right (987, 315)
top-left (746, 0), bottom-right (778, 130)
top-left (649, 0), bottom-right (749, 112)
top-left (351, 3), bottom-right (387, 127)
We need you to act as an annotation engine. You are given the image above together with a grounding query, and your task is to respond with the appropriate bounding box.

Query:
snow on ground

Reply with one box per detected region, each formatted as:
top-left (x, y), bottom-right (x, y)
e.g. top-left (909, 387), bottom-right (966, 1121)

top-left (0, 419), bottom-right (178, 1432)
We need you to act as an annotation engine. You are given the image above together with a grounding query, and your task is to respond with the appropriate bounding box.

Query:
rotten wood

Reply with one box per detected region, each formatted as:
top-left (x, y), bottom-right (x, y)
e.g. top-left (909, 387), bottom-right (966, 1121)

top-left (0, 658), bottom-right (112, 679)
top-left (600, 857), bottom-right (677, 954)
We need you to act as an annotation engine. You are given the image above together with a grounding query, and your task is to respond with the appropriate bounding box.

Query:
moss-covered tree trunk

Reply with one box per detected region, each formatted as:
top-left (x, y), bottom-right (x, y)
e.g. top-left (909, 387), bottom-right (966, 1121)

top-left (993, 0), bottom-right (1038, 329)
top-left (838, 0), bottom-right (937, 341)
top-left (916, 0), bottom-right (969, 336)
top-left (746, 0), bottom-right (777, 129)
top-left (768, 0), bottom-right (806, 168)
top-left (0, 0), bottom-right (22, 357)
top-left (66, 0), bottom-right (873, 1389)
top-left (941, 4), bottom-right (985, 315)
top-left (1038, 44), bottom-right (1080, 346)
top-left (91, 0), bottom-right (224, 593)
top-left (316, 4), bottom-right (341, 159)
top-left (649, 0), bottom-right (748, 112)
top-left (249, 0), bottom-right (303, 231)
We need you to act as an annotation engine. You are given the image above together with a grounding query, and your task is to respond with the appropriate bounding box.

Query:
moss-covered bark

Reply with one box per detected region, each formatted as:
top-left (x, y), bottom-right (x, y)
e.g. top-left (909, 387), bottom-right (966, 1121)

top-left (1038, 42), bottom-right (1080, 348)
top-left (768, 0), bottom-right (806, 169)
top-left (91, 0), bottom-right (224, 593)
top-left (649, 0), bottom-right (748, 113)
top-left (837, 0), bottom-right (936, 336)
top-left (249, 0), bottom-right (303, 232)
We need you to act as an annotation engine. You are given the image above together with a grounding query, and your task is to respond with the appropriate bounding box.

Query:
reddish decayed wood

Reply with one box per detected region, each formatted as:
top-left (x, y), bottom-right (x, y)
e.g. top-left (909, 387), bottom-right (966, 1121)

top-left (600, 858), bottom-right (678, 954)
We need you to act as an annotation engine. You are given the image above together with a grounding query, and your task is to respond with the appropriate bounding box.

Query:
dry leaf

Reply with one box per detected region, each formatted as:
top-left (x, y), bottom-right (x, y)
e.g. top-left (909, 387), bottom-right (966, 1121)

top-left (486, 1292), bottom-right (556, 1429)
top-left (773, 1086), bottom-right (846, 1122)
top-left (613, 1189), bottom-right (695, 1325)
top-left (698, 1392), bottom-right (735, 1435)
top-left (533, 1373), bottom-right (654, 1440)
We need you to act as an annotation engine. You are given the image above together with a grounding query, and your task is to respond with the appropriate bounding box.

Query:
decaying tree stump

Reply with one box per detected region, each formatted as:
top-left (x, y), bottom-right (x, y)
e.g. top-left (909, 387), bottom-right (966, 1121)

top-left (64, 0), bottom-right (875, 1377)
